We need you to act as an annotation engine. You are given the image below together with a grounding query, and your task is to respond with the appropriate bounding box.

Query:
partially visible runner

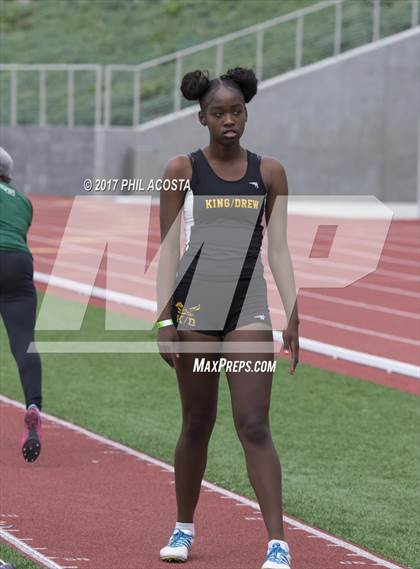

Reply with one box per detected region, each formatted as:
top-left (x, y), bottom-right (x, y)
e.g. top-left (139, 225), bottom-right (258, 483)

top-left (156, 68), bottom-right (299, 569)
top-left (0, 146), bottom-right (43, 463)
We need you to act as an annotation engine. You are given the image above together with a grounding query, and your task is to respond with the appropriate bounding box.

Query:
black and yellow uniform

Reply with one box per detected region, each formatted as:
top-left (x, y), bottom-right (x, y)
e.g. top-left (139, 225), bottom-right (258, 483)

top-left (171, 149), bottom-right (271, 337)
top-left (0, 180), bottom-right (42, 409)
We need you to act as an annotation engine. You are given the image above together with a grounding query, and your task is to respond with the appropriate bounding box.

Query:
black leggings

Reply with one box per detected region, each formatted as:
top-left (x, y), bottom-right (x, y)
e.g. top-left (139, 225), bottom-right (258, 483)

top-left (0, 251), bottom-right (42, 409)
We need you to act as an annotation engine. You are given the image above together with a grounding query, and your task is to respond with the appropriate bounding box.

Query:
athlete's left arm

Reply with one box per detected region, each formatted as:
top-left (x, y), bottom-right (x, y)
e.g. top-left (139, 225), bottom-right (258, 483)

top-left (262, 157), bottom-right (299, 374)
top-left (28, 197), bottom-right (34, 228)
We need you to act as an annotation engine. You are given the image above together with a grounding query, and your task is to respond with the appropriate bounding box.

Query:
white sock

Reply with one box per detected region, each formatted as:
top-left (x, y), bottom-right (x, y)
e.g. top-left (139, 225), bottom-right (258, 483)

top-left (175, 522), bottom-right (195, 536)
top-left (268, 539), bottom-right (289, 551)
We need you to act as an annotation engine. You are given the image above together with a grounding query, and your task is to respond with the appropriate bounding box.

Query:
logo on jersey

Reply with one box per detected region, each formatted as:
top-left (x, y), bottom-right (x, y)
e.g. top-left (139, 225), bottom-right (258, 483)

top-left (205, 197), bottom-right (260, 210)
top-left (249, 181), bottom-right (259, 189)
top-left (175, 301), bottom-right (201, 327)
top-left (0, 183), bottom-right (15, 196)
top-left (254, 314), bottom-right (266, 320)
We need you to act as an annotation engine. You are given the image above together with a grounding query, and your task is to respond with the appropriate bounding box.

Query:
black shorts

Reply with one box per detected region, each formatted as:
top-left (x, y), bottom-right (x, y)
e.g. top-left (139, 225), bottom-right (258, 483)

top-left (171, 275), bottom-right (272, 337)
top-left (0, 250), bottom-right (35, 299)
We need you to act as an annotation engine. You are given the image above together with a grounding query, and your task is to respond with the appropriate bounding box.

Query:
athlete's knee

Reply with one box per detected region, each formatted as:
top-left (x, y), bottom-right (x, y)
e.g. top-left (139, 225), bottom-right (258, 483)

top-left (12, 342), bottom-right (40, 374)
top-left (182, 410), bottom-right (217, 443)
top-left (235, 414), bottom-right (270, 446)
top-left (10, 341), bottom-right (27, 364)
top-left (8, 329), bottom-right (33, 353)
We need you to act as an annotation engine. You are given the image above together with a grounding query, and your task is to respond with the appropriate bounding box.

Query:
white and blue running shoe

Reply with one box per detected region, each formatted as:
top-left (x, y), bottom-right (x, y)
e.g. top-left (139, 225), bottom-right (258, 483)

top-left (261, 540), bottom-right (291, 569)
top-left (160, 528), bottom-right (194, 563)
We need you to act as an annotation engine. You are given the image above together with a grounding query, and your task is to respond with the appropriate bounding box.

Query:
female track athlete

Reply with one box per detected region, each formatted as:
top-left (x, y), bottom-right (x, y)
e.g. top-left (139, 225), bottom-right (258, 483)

top-left (0, 146), bottom-right (43, 463)
top-left (156, 68), bottom-right (299, 569)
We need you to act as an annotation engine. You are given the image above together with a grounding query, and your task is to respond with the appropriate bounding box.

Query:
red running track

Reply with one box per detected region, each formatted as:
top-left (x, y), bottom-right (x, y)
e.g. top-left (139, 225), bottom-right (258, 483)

top-left (0, 398), bottom-right (407, 569)
top-left (28, 196), bottom-right (419, 394)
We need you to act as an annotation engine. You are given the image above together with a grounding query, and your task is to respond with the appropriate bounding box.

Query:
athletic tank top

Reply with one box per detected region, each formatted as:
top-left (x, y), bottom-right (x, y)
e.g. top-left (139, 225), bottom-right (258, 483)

top-left (0, 180), bottom-right (33, 255)
top-left (176, 149), bottom-right (267, 285)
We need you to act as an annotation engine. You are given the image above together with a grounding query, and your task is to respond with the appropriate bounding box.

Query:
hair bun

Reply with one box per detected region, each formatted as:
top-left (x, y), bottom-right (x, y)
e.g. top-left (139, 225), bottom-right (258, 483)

top-left (222, 67), bottom-right (258, 103)
top-left (180, 70), bottom-right (211, 101)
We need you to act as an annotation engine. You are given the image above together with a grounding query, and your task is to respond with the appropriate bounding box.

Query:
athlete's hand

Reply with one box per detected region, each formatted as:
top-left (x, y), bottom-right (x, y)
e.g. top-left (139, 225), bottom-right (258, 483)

top-left (157, 326), bottom-right (180, 368)
top-left (282, 320), bottom-right (299, 375)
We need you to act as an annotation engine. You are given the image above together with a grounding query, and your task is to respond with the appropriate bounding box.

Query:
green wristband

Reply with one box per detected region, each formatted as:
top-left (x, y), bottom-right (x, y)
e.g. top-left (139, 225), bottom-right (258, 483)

top-left (156, 319), bottom-right (174, 329)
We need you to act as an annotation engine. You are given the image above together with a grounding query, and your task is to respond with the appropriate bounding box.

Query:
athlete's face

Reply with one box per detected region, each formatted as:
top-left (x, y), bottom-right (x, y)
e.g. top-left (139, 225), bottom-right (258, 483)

top-left (199, 86), bottom-right (247, 144)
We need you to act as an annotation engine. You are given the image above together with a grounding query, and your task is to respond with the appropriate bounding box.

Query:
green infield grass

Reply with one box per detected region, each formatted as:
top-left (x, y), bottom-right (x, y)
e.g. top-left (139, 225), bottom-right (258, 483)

top-left (0, 542), bottom-right (40, 569)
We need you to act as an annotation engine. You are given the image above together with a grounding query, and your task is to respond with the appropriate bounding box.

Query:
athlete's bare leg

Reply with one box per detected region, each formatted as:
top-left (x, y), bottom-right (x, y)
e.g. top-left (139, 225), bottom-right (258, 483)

top-left (223, 325), bottom-right (285, 540)
top-left (173, 330), bottom-right (222, 522)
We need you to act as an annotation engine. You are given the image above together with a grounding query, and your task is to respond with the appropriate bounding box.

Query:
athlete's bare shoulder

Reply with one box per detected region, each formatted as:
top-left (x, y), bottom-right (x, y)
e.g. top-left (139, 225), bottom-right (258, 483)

top-left (260, 156), bottom-right (286, 179)
top-left (164, 154), bottom-right (193, 181)
top-left (161, 155), bottom-right (192, 214)
top-left (260, 156), bottom-right (287, 195)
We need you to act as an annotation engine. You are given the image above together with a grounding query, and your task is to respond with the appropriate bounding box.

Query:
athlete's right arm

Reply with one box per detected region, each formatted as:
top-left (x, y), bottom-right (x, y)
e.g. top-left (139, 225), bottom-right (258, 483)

top-left (156, 155), bottom-right (192, 368)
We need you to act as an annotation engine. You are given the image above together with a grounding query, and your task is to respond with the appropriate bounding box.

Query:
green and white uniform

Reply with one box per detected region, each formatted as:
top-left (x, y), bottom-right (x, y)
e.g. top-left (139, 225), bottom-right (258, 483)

top-left (0, 178), bottom-right (41, 410)
top-left (0, 180), bottom-right (33, 255)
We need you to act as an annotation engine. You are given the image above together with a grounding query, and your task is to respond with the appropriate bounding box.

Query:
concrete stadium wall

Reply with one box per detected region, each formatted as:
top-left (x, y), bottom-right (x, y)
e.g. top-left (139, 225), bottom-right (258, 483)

top-left (0, 28), bottom-right (418, 202)
top-left (0, 125), bottom-right (95, 196)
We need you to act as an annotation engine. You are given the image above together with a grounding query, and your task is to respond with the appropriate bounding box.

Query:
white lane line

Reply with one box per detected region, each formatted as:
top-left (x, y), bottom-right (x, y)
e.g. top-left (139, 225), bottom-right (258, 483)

top-left (300, 291), bottom-right (420, 320)
top-left (40, 251), bottom-right (420, 303)
top-left (29, 231), bottom-right (420, 281)
top-left (35, 255), bottom-right (420, 330)
top-left (289, 312), bottom-right (419, 346)
top-left (0, 527), bottom-right (65, 568)
top-left (33, 271), bottom-right (420, 378)
top-left (35, 255), bottom-right (152, 287)
top-left (34, 270), bottom-right (156, 311)
top-left (35, 250), bottom-right (420, 313)
top-left (379, 253), bottom-right (419, 269)
top-left (34, 266), bottom-right (420, 340)
top-left (0, 396), bottom-right (407, 569)
top-left (279, 335), bottom-right (419, 379)
top-left (30, 225), bottom-right (420, 264)
top-left (351, 281), bottom-right (419, 300)
top-left (30, 217), bottom-right (419, 261)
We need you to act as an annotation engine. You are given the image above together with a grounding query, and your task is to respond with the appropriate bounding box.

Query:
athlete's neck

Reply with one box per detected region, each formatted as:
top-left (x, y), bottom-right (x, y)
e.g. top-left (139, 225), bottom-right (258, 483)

top-left (204, 142), bottom-right (245, 163)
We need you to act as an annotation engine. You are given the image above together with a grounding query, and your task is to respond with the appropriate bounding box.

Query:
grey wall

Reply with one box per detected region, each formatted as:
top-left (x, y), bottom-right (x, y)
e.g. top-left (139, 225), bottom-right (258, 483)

top-left (1, 29), bottom-right (418, 200)
top-left (0, 125), bottom-right (95, 195)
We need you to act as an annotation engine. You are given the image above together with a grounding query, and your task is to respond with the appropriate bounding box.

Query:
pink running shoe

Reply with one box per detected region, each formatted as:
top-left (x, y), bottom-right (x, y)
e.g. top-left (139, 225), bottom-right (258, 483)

top-left (21, 406), bottom-right (42, 463)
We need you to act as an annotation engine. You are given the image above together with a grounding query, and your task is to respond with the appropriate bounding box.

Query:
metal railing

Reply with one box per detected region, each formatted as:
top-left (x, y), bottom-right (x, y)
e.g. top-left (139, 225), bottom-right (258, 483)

top-left (0, 0), bottom-right (418, 128)
top-left (0, 64), bottom-right (102, 127)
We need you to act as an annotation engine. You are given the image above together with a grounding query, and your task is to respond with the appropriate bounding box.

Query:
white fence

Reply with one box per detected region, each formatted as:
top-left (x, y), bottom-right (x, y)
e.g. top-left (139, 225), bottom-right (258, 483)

top-left (0, 0), bottom-right (418, 128)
